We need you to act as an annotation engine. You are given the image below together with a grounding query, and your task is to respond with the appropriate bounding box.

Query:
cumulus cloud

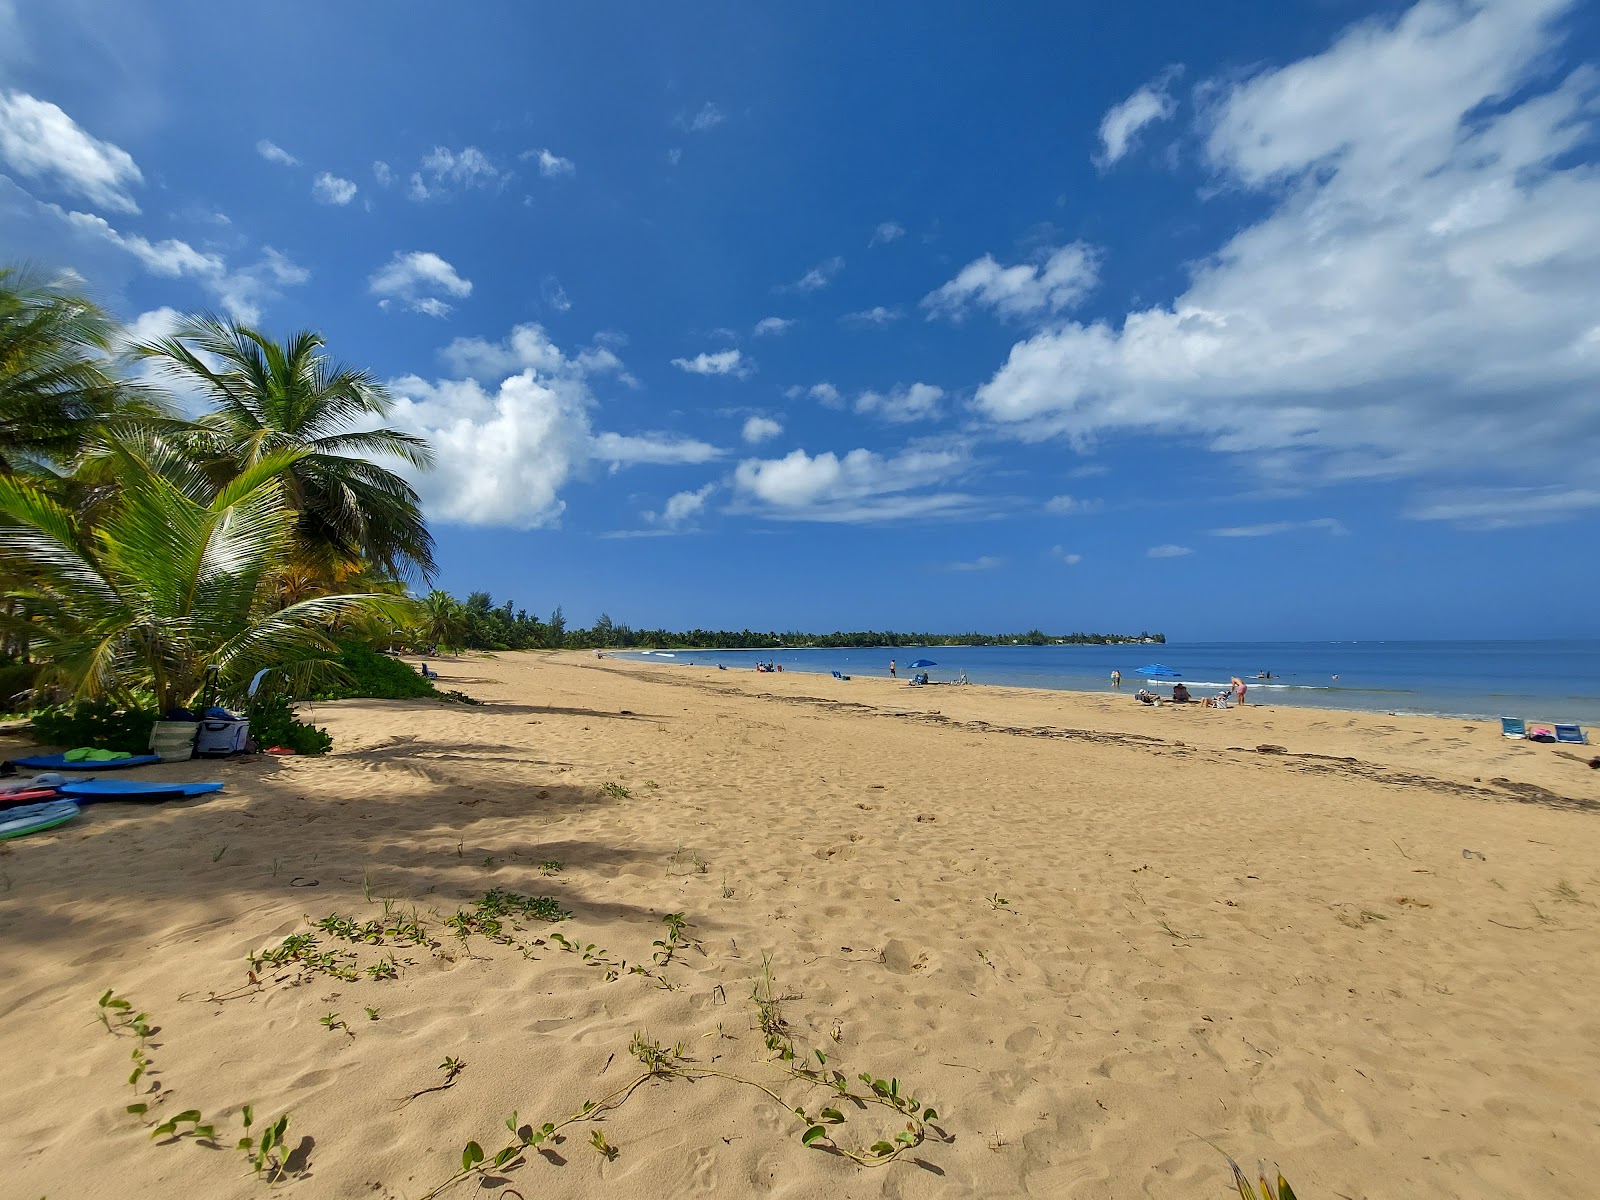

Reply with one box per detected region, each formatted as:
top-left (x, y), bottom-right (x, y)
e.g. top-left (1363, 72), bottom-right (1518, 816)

top-left (973, 0), bottom-right (1600, 518)
top-left (753, 316), bottom-right (794, 337)
top-left (854, 382), bottom-right (943, 423)
top-left (1097, 70), bottom-right (1179, 165)
top-left (785, 256), bottom-right (844, 293)
top-left (389, 325), bottom-right (715, 528)
top-left (946, 555), bottom-right (1003, 572)
top-left (1210, 517), bottom-right (1347, 536)
top-left (410, 146), bottom-right (507, 199)
top-left (787, 382), bottom-right (843, 407)
top-left (524, 147), bottom-right (574, 177)
top-left (312, 172), bottom-right (357, 205)
top-left (672, 348), bottom-right (751, 378)
top-left (870, 221), bottom-right (905, 246)
top-left (541, 275), bottom-right (571, 312)
top-left (1147, 544), bottom-right (1193, 558)
top-left (57, 207), bottom-right (305, 321)
top-left (923, 243), bottom-right (1098, 321)
top-left (1044, 494), bottom-right (1101, 514)
top-left (369, 250), bottom-right (472, 317)
top-left (733, 444), bottom-right (977, 523)
top-left (646, 482), bottom-right (716, 528)
top-left (842, 305), bottom-right (902, 327)
top-left (256, 139), bottom-right (298, 168)
top-left (1051, 545), bottom-right (1084, 565)
top-left (373, 160), bottom-right (393, 187)
top-left (0, 90), bottom-right (143, 213)
top-left (679, 102), bottom-right (725, 132)
top-left (742, 415), bottom-right (783, 443)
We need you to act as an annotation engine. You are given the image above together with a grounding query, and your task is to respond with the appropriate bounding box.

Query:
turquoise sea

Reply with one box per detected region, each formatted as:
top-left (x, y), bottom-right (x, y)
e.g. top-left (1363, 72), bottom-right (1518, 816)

top-left (617, 640), bottom-right (1600, 724)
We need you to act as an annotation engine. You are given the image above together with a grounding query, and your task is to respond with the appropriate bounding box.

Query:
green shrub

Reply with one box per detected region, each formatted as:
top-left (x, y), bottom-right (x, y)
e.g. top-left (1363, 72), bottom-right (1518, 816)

top-left (245, 693), bottom-right (334, 756)
top-left (29, 700), bottom-right (159, 753)
top-left (312, 642), bottom-right (438, 701)
top-left (0, 662), bottom-right (41, 713)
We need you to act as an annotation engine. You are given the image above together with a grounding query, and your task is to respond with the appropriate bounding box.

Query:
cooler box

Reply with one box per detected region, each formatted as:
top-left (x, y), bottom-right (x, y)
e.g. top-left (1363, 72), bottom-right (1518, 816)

top-left (194, 718), bottom-right (250, 757)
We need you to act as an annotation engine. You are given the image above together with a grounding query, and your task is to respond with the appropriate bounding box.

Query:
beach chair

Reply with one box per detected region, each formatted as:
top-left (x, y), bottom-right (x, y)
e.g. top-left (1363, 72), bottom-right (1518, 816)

top-left (831, 670), bottom-right (851, 681)
top-left (1555, 724), bottom-right (1588, 745)
top-left (1500, 717), bottom-right (1526, 739)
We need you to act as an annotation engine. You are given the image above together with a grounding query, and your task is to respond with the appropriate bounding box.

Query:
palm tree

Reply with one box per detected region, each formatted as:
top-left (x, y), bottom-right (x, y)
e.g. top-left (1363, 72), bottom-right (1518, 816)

top-left (131, 314), bottom-right (437, 581)
top-left (0, 439), bottom-right (414, 712)
top-left (0, 265), bottom-right (133, 475)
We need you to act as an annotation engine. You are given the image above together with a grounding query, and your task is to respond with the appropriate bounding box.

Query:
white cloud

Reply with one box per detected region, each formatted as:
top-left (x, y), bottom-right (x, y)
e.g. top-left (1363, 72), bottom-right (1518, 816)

top-left (842, 305), bottom-right (902, 327)
top-left (787, 381), bottom-right (843, 407)
top-left (786, 256), bottom-right (844, 293)
top-left (1051, 545), bottom-right (1084, 566)
top-left (541, 275), bottom-right (571, 312)
top-left (946, 555), bottom-right (1003, 572)
top-left (1097, 71), bottom-right (1179, 165)
top-left (1408, 485), bottom-right (1600, 528)
top-left (923, 243), bottom-right (1098, 321)
top-left (256, 139), bottom-right (298, 168)
top-left (1210, 517), bottom-right (1347, 537)
top-left (870, 221), bottom-right (905, 246)
top-left (648, 482), bottom-right (717, 527)
top-left (672, 348), bottom-right (751, 378)
top-left (411, 146), bottom-right (507, 198)
top-left (975, 0), bottom-right (1600, 517)
top-left (679, 102), bottom-right (725, 132)
top-left (742, 415), bottom-right (783, 443)
top-left (590, 432), bottom-right (722, 467)
top-left (369, 250), bottom-right (472, 317)
top-left (57, 207), bottom-right (305, 321)
top-left (753, 316), bottom-right (794, 337)
top-left (312, 172), bottom-right (357, 205)
top-left (854, 382), bottom-right (943, 423)
top-left (531, 148), bottom-right (574, 177)
top-left (1147, 544), bottom-right (1193, 558)
top-left (733, 444), bottom-right (977, 523)
top-left (0, 90), bottom-right (143, 213)
top-left (373, 160), bottom-right (393, 187)
top-left (1044, 494), bottom-right (1101, 514)
top-left (667, 147), bottom-right (683, 166)
top-left (389, 325), bottom-right (714, 529)
top-left (1069, 463), bottom-right (1110, 478)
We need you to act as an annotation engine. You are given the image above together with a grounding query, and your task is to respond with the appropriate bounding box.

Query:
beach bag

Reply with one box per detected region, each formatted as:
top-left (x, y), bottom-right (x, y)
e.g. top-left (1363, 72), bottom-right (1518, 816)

top-left (195, 718), bottom-right (250, 757)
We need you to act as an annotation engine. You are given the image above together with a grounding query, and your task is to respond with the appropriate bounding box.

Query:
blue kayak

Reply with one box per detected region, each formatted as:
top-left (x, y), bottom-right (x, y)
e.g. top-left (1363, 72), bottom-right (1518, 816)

top-left (0, 799), bottom-right (80, 840)
top-left (8, 753), bottom-right (161, 771)
top-left (59, 780), bottom-right (224, 803)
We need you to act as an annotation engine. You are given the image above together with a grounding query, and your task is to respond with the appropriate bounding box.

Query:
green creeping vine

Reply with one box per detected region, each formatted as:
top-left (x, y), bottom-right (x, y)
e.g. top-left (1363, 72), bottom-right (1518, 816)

top-left (423, 960), bottom-right (945, 1198)
top-left (97, 992), bottom-right (295, 1183)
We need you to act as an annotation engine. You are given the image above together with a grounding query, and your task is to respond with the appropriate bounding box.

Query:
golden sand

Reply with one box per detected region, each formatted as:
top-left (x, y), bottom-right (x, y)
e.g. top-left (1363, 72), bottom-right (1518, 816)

top-left (2, 651), bottom-right (1598, 1198)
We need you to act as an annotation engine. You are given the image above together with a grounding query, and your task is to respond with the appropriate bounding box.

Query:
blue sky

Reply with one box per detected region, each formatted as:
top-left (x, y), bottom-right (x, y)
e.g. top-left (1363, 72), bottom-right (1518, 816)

top-left (3, 0), bottom-right (1597, 640)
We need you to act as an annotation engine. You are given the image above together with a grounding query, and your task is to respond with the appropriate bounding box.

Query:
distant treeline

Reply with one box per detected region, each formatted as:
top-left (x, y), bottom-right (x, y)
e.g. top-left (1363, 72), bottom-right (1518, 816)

top-left (423, 592), bottom-right (1162, 652)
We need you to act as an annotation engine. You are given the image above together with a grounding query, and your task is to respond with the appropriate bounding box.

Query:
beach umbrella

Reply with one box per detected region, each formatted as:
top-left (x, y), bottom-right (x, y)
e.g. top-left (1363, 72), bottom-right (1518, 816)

top-left (1135, 664), bottom-right (1180, 678)
top-left (908, 658), bottom-right (938, 669)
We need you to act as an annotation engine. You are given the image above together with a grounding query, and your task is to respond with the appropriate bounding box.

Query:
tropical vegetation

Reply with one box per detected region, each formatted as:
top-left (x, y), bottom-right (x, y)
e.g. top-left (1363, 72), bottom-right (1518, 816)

top-left (0, 268), bottom-right (430, 750)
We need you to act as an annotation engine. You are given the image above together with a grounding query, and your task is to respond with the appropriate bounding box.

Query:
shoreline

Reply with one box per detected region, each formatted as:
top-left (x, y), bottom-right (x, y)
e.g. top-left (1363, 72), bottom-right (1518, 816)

top-left (606, 648), bottom-right (1597, 727)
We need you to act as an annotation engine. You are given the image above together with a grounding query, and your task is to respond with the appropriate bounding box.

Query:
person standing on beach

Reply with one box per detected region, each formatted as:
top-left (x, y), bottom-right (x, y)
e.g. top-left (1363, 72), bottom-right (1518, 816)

top-left (1110, 669), bottom-right (1121, 689)
top-left (1231, 676), bottom-right (1247, 706)
top-left (889, 659), bottom-right (897, 678)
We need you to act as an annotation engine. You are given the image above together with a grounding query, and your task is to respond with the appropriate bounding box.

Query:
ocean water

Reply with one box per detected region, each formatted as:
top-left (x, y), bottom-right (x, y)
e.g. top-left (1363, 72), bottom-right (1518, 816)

top-left (617, 640), bottom-right (1600, 724)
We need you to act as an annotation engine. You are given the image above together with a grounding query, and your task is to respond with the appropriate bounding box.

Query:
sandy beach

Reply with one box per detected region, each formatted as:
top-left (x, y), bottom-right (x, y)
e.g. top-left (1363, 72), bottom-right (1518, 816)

top-left (3, 650), bottom-right (1598, 1199)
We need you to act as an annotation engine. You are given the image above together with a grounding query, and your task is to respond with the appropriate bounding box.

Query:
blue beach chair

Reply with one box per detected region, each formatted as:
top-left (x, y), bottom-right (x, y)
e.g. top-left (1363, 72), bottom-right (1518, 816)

top-left (1500, 717), bottom-right (1526, 739)
top-left (1554, 724), bottom-right (1588, 745)
top-left (831, 670), bottom-right (851, 681)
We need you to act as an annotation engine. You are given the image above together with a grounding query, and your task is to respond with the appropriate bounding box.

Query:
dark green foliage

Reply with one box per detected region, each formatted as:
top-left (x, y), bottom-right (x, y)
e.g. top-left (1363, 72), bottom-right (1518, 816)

top-left (0, 662), bottom-right (40, 712)
top-left (312, 641), bottom-right (438, 701)
top-left (244, 692), bottom-right (333, 756)
top-left (29, 699), bottom-right (158, 752)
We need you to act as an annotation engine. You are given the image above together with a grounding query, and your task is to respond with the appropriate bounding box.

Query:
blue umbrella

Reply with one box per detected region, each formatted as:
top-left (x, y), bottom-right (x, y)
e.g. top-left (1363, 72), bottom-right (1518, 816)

top-left (908, 658), bottom-right (938, 669)
top-left (1135, 664), bottom-right (1181, 678)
